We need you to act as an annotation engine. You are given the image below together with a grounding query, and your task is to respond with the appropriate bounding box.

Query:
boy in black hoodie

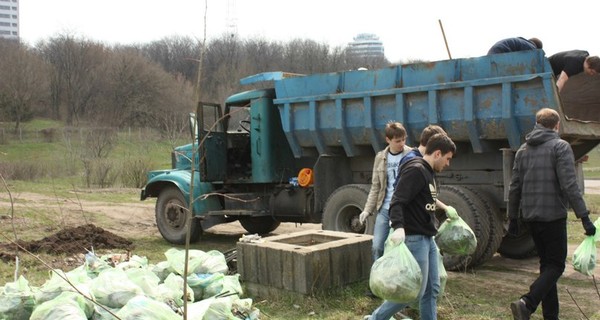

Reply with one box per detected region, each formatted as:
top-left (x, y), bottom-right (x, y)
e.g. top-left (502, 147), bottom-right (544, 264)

top-left (365, 133), bottom-right (456, 320)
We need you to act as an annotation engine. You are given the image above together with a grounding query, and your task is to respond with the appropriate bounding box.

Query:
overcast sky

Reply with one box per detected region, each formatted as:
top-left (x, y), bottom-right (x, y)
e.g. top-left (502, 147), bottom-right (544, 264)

top-left (19, 0), bottom-right (598, 63)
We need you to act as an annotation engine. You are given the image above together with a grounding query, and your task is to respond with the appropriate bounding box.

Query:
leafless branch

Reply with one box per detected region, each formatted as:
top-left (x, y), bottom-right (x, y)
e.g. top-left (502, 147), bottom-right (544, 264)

top-left (0, 174), bottom-right (17, 243)
top-left (566, 287), bottom-right (589, 320)
top-left (0, 173), bottom-right (20, 270)
top-left (196, 192), bottom-right (260, 204)
top-left (183, 1), bottom-right (210, 318)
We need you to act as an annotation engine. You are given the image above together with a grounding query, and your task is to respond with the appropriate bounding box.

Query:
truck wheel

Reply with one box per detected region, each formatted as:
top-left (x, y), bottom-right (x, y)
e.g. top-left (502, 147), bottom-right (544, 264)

top-left (465, 187), bottom-right (505, 267)
top-left (239, 216), bottom-right (281, 235)
top-left (498, 228), bottom-right (537, 259)
top-left (322, 184), bottom-right (372, 234)
top-left (437, 185), bottom-right (490, 271)
top-left (155, 186), bottom-right (202, 245)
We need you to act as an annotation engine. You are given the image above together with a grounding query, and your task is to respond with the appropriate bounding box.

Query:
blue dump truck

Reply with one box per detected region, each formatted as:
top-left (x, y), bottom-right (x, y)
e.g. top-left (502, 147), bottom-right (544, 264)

top-left (141, 49), bottom-right (600, 269)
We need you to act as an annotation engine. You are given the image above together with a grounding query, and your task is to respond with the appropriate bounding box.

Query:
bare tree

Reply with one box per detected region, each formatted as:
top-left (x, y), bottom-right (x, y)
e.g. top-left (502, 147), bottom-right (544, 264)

top-left (91, 47), bottom-right (194, 130)
top-left (140, 36), bottom-right (200, 83)
top-left (0, 39), bottom-right (50, 132)
top-left (37, 34), bottom-right (107, 125)
top-left (239, 38), bottom-right (285, 75)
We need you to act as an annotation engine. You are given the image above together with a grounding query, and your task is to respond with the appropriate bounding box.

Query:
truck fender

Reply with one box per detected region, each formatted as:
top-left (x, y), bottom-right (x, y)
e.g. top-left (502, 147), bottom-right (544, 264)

top-left (142, 169), bottom-right (222, 216)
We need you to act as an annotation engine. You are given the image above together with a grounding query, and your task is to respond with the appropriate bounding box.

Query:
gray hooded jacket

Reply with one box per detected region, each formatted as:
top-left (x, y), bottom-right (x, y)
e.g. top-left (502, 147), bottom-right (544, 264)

top-left (508, 123), bottom-right (588, 222)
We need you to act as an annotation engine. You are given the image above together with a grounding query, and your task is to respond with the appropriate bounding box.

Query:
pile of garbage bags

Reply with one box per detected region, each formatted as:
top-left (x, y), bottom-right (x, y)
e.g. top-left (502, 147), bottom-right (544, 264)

top-left (0, 248), bottom-right (260, 320)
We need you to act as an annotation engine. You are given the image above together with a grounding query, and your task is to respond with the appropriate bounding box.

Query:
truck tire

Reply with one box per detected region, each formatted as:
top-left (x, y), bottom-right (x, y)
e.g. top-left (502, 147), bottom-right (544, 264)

top-left (322, 184), bottom-right (372, 234)
top-left (155, 186), bottom-right (202, 245)
top-left (239, 216), bottom-right (281, 235)
top-left (498, 229), bottom-right (537, 259)
top-left (465, 187), bottom-right (505, 267)
top-left (437, 185), bottom-right (490, 271)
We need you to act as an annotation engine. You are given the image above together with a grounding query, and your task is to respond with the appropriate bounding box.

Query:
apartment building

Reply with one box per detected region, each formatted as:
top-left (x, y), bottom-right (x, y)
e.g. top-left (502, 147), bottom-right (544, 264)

top-left (0, 0), bottom-right (19, 39)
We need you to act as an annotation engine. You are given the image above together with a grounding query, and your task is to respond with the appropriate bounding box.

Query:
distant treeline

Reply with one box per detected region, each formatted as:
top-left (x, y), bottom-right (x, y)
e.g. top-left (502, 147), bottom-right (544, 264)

top-left (0, 33), bottom-right (391, 134)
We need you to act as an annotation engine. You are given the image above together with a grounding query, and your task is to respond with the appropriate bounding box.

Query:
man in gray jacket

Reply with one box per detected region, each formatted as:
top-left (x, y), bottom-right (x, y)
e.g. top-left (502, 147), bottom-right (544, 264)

top-left (508, 108), bottom-right (596, 320)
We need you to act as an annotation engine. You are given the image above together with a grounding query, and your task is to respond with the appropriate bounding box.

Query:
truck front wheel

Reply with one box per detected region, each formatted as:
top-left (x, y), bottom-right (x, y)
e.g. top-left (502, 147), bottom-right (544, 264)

top-left (155, 186), bottom-right (202, 244)
top-left (322, 184), bottom-right (372, 234)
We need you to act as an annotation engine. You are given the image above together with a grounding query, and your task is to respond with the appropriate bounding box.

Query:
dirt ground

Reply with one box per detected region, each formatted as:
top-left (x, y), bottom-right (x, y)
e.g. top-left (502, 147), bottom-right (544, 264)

top-left (0, 189), bottom-right (321, 262)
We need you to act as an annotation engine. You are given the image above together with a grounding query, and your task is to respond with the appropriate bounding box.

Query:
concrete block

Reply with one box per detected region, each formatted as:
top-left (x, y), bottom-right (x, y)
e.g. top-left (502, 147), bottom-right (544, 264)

top-left (237, 229), bottom-right (372, 296)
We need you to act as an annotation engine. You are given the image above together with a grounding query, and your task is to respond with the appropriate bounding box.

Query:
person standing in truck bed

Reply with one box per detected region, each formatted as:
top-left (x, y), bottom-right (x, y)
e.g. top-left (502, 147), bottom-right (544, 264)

top-left (487, 37), bottom-right (543, 55)
top-left (548, 50), bottom-right (600, 92)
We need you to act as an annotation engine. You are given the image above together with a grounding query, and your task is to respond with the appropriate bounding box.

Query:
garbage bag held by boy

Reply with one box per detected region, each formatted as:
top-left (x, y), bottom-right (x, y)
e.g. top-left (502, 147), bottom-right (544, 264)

top-left (435, 216), bottom-right (477, 255)
top-left (369, 240), bottom-right (422, 304)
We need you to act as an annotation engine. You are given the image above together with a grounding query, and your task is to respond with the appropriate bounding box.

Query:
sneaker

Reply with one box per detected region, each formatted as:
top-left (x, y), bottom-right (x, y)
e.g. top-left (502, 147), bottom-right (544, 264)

top-left (510, 299), bottom-right (531, 320)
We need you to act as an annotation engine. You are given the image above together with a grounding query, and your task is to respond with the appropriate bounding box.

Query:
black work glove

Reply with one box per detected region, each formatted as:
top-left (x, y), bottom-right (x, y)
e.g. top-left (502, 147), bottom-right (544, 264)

top-left (581, 216), bottom-right (596, 236)
top-left (508, 219), bottom-right (519, 236)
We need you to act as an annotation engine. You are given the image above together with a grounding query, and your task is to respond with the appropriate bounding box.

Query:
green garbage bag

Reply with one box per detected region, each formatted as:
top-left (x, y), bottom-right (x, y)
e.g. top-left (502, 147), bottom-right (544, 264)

top-left (0, 275), bottom-right (36, 320)
top-left (30, 291), bottom-right (93, 320)
top-left (573, 235), bottom-right (596, 276)
top-left (187, 296), bottom-right (238, 320)
top-left (438, 249), bottom-right (448, 296)
top-left (90, 268), bottom-right (143, 308)
top-left (369, 240), bottom-right (422, 304)
top-left (115, 295), bottom-right (181, 320)
top-left (435, 216), bottom-right (477, 255)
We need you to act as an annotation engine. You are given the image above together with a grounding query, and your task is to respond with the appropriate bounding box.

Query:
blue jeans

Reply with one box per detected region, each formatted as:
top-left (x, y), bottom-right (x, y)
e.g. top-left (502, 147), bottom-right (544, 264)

top-left (372, 208), bottom-right (390, 262)
top-left (369, 235), bottom-right (441, 320)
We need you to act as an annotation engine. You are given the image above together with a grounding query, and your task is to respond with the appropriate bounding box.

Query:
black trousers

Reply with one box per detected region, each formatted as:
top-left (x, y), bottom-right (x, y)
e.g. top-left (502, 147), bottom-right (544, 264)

top-left (523, 218), bottom-right (567, 320)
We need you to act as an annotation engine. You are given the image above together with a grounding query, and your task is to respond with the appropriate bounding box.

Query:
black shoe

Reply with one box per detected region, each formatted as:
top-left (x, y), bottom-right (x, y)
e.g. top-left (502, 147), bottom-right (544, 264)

top-left (510, 299), bottom-right (531, 320)
top-left (365, 289), bottom-right (377, 299)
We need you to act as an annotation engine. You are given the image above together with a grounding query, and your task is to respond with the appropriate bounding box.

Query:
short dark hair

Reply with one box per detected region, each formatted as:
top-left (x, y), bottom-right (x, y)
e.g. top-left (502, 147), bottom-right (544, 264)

top-left (528, 38), bottom-right (543, 49)
top-left (536, 108), bottom-right (560, 129)
top-left (385, 122), bottom-right (407, 140)
top-left (586, 56), bottom-right (600, 73)
top-left (419, 125), bottom-right (447, 146)
top-left (424, 133), bottom-right (456, 156)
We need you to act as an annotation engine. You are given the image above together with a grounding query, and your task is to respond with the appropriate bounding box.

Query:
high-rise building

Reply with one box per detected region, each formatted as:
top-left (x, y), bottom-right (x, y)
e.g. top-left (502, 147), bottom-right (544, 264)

top-left (0, 0), bottom-right (19, 39)
top-left (347, 33), bottom-right (385, 58)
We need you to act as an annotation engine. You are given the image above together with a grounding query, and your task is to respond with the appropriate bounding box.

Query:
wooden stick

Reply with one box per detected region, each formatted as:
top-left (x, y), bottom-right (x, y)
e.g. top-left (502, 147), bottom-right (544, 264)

top-left (438, 19), bottom-right (452, 59)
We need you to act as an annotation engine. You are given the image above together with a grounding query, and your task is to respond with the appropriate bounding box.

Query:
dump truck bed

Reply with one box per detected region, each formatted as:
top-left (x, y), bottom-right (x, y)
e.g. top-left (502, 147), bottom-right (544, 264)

top-left (269, 50), bottom-right (600, 159)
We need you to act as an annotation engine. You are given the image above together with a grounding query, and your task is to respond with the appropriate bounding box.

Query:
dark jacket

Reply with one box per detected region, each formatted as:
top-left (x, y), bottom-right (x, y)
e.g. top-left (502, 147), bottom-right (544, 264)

top-left (508, 124), bottom-right (588, 222)
top-left (548, 50), bottom-right (589, 77)
top-left (487, 37), bottom-right (537, 55)
top-left (389, 157), bottom-right (438, 236)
